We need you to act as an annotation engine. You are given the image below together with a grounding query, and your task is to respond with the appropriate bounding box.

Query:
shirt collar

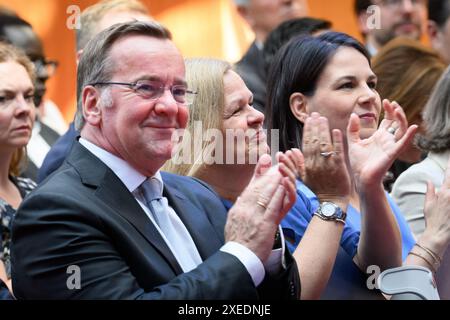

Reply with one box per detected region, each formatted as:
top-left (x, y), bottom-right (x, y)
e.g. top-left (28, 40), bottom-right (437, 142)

top-left (429, 150), bottom-right (450, 172)
top-left (366, 42), bottom-right (377, 57)
top-left (32, 119), bottom-right (41, 136)
top-left (254, 40), bottom-right (264, 51)
top-left (79, 138), bottom-right (163, 193)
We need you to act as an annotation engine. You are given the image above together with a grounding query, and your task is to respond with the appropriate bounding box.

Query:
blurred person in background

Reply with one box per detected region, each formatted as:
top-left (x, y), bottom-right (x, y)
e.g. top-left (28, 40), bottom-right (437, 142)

top-left (263, 17), bottom-right (332, 74)
top-left (354, 0), bottom-right (428, 56)
top-left (372, 37), bottom-right (446, 191)
top-left (0, 42), bottom-right (37, 299)
top-left (427, 0), bottom-right (450, 64)
top-left (38, 0), bottom-right (153, 183)
top-left (0, 8), bottom-right (64, 134)
top-left (0, 13), bottom-right (62, 181)
top-left (233, 0), bottom-right (309, 112)
top-left (392, 66), bottom-right (450, 298)
top-left (391, 66), bottom-right (450, 237)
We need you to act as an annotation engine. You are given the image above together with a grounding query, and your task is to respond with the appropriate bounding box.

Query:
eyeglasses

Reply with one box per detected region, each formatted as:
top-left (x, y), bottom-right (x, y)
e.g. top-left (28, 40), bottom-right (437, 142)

top-left (88, 80), bottom-right (197, 106)
top-left (378, 0), bottom-right (426, 8)
top-left (33, 59), bottom-right (58, 78)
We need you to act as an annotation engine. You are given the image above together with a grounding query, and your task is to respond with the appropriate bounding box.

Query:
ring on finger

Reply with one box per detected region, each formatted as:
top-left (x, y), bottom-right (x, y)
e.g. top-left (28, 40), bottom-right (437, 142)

top-left (387, 127), bottom-right (397, 135)
top-left (256, 200), bottom-right (268, 210)
top-left (320, 151), bottom-right (336, 158)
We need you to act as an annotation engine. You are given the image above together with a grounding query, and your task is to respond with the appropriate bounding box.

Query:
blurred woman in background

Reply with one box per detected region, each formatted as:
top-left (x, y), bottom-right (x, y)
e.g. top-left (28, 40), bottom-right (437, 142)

top-left (165, 57), bottom-right (395, 299)
top-left (372, 37), bottom-right (446, 191)
top-left (0, 42), bottom-right (37, 299)
top-left (391, 66), bottom-right (450, 298)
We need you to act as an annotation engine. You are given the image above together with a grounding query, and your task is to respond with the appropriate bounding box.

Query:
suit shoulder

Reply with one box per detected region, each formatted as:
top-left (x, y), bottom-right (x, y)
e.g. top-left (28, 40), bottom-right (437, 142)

top-left (394, 158), bottom-right (439, 188)
top-left (161, 171), bottom-right (220, 198)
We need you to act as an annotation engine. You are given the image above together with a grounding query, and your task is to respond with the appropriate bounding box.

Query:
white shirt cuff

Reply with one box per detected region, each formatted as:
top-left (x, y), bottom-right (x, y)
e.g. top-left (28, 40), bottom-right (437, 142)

top-left (264, 226), bottom-right (286, 275)
top-left (220, 242), bottom-right (265, 287)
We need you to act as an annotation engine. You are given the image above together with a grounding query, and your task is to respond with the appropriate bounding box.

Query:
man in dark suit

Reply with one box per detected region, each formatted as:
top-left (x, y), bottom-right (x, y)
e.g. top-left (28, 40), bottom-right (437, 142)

top-left (11, 21), bottom-right (300, 299)
top-left (233, 0), bottom-right (308, 112)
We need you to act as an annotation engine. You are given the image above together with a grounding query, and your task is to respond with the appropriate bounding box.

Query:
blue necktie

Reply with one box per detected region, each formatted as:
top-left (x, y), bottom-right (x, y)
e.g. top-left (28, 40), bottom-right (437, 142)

top-left (140, 177), bottom-right (202, 272)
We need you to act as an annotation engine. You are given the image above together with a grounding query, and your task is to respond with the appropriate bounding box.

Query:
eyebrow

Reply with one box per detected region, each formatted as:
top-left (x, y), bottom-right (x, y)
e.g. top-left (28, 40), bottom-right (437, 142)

top-left (0, 87), bottom-right (35, 94)
top-left (334, 74), bottom-right (378, 83)
top-left (228, 93), bottom-right (253, 108)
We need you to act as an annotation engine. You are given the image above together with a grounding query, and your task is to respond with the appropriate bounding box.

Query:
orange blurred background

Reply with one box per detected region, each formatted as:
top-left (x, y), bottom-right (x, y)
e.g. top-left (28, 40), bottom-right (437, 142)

top-left (0, 0), bottom-right (363, 122)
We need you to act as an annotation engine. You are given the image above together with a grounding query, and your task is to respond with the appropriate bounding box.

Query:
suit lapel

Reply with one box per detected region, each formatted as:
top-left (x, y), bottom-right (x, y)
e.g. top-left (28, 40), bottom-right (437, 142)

top-left (163, 185), bottom-right (224, 260)
top-left (68, 142), bottom-right (183, 275)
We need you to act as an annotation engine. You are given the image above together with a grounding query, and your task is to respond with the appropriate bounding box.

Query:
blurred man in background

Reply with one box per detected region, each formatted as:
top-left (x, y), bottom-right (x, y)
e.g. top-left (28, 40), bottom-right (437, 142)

top-left (233, 0), bottom-right (309, 112)
top-left (427, 0), bottom-right (450, 63)
top-left (354, 0), bottom-right (428, 55)
top-left (38, 0), bottom-right (153, 182)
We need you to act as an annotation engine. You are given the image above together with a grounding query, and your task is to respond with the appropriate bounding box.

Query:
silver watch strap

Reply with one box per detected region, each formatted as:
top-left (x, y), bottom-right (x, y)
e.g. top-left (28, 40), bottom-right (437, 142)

top-left (313, 212), bottom-right (346, 225)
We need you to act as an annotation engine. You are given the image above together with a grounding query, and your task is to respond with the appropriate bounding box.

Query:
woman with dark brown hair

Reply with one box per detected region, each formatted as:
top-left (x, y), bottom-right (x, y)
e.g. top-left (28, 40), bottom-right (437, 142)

top-left (0, 42), bottom-right (37, 298)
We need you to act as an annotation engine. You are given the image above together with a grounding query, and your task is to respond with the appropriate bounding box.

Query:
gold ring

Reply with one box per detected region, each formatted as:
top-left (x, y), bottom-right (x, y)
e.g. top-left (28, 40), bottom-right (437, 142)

top-left (256, 200), bottom-right (268, 210)
top-left (320, 151), bottom-right (336, 158)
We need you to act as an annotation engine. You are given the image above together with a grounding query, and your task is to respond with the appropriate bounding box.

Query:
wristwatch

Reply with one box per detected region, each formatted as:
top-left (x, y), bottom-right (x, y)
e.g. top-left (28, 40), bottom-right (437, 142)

top-left (313, 202), bottom-right (346, 224)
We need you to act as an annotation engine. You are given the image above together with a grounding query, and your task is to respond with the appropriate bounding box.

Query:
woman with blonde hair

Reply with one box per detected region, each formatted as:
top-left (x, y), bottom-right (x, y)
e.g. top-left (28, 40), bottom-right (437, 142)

top-left (372, 37), bottom-right (446, 190)
top-left (165, 58), bottom-right (270, 201)
top-left (0, 42), bottom-right (37, 298)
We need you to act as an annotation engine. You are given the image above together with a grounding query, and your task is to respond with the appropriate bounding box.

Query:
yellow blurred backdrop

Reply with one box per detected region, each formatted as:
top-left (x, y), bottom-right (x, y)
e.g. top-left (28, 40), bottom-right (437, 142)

top-left (0, 0), bottom-right (363, 121)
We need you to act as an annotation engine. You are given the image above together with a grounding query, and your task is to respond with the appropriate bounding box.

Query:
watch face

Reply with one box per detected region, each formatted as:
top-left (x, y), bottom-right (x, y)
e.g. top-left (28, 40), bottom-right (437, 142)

top-left (321, 203), bottom-right (336, 217)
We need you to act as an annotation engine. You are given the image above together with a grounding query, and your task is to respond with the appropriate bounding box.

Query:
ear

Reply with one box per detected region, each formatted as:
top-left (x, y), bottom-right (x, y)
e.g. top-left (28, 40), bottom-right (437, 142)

top-left (236, 5), bottom-right (254, 28)
top-left (289, 92), bottom-right (309, 124)
top-left (76, 49), bottom-right (83, 66)
top-left (82, 86), bottom-right (102, 127)
top-left (357, 12), bottom-right (370, 36)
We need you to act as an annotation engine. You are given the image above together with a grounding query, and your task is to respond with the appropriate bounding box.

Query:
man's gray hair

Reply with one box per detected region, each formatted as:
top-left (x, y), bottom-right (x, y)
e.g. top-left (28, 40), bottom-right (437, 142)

top-left (75, 20), bottom-right (171, 130)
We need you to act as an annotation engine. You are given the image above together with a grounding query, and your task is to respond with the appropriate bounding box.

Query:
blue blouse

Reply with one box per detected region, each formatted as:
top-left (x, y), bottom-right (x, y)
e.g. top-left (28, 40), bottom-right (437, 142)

top-left (281, 180), bottom-right (416, 260)
top-left (221, 180), bottom-right (415, 299)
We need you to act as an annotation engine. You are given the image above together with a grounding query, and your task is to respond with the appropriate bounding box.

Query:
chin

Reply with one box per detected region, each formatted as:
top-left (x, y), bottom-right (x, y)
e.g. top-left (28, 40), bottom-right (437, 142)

top-left (143, 143), bottom-right (174, 163)
top-left (10, 138), bottom-right (31, 148)
top-left (360, 127), bottom-right (377, 139)
top-left (246, 147), bottom-right (269, 165)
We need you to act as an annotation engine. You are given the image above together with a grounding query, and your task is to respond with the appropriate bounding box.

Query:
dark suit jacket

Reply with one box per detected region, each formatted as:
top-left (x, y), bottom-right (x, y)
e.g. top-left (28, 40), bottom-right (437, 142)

top-left (234, 42), bottom-right (267, 113)
top-left (12, 141), bottom-right (299, 299)
top-left (37, 122), bottom-right (78, 183)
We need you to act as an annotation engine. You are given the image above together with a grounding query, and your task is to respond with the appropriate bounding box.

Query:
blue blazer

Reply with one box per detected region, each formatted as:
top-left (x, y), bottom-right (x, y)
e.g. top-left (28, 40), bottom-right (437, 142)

top-left (37, 122), bottom-right (78, 183)
top-left (12, 141), bottom-right (299, 299)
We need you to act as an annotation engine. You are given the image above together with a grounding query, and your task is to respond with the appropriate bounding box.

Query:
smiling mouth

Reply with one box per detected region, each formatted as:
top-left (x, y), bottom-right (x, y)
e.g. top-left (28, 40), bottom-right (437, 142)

top-left (396, 23), bottom-right (418, 32)
top-left (358, 113), bottom-right (376, 119)
top-left (358, 113), bottom-right (378, 124)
